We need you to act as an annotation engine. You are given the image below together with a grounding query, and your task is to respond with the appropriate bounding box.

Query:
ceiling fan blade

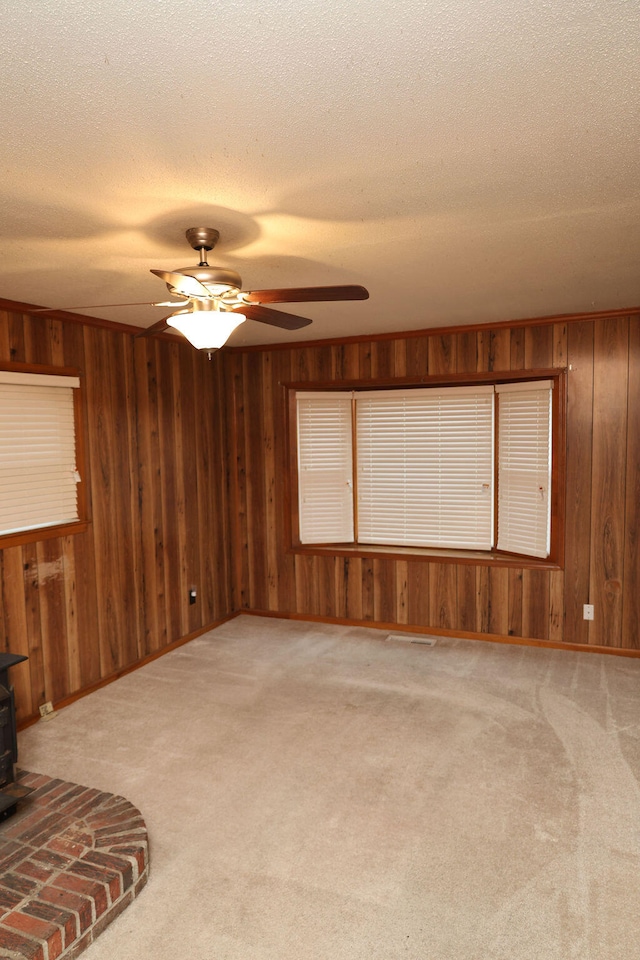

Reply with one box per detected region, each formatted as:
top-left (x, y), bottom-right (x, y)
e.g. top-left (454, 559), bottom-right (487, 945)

top-left (235, 304), bottom-right (313, 330)
top-left (30, 300), bottom-right (185, 313)
top-left (150, 269), bottom-right (210, 299)
top-left (243, 284), bottom-right (369, 304)
top-left (134, 316), bottom-right (173, 338)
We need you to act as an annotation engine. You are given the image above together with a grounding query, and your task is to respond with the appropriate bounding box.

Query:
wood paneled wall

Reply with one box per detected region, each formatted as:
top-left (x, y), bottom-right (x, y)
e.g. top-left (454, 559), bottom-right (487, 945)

top-left (0, 307), bottom-right (234, 723)
top-left (227, 315), bottom-right (640, 650)
top-left (1, 304), bottom-right (638, 726)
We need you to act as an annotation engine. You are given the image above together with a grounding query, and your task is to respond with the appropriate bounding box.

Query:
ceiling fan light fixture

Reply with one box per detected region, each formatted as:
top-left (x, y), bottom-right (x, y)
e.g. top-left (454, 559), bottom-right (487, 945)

top-left (166, 307), bottom-right (246, 351)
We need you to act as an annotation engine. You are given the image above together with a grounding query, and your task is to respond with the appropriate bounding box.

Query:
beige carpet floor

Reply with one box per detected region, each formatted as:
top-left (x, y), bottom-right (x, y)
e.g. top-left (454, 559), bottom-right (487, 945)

top-left (17, 615), bottom-right (640, 959)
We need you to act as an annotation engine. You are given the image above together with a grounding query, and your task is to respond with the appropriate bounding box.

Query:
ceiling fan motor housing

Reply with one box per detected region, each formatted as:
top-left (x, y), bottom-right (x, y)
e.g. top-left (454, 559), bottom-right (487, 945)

top-left (171, 265), bottom-right (243, 298)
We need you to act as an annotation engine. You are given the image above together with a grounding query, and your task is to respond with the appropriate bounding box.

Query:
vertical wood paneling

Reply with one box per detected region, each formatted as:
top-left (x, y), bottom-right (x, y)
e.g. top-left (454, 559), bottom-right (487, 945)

top-left (2, 304), bottom-right (639, 726)
top-left (404, 336), bottom-right (429, 377)
top-left (84, 329), bottom-right (132, 675)
top-left (475, 567), bottom-right (490, 633)
top-left (361, 559), bottom-right (375, 621)
top-left (371, 340), bottom-right (394, 378)
top-left (456, 331), bottom-right (478, 374)
top-left (428, 335), bottom-right (456, 374)
top-left (487, 567), bottom-right (509, 636)
top-left (317, 556), bottom-right (336, 618)
top-left (524, 324), bottom-right (553, 368)
top-left (177, 348), bottom-right (201, 636)
top-left (589, 318), bottom-right (629, 646)
top-left (548, 569), bottom-right (564, 642)
top-left (510, 327), bottom-right (525, 369)
top-left (553, 324), bottom-right (568, 368)
top-left (0, 306), bottom-right (235, 723)
top-left (36, 538), bottom-right (68, 703)
top-left (244, 352), bottom-right (267, 611)
top-left (373, 559), bottom-right (396, 622)
top-left (407, 562), bottom-right (430, 625)
top-left (1, 549), bottom-right (33, 717)
top-left (455, 565), bottom-right (476, 630)
top-left (479, 329), bottom-right (510, 372)
top-left (228, 352), bottom-right (248, 610)
top-left (622, 317), bottom-right (640, 648)
top-left (395, 561), bottom-right (409, 624)
top-left (522, 569), bottom-right (550, 639)
top-left (23, 316), bottom-right (53, 365)
top-left (134, 340), bottom-right (164, 654)
top-left (331, 343), bottom-right (360, 380)
top-left (563, 322), bottom-right (594, 644)
top-left (507, 569), bottom-right (523, 636)
top-left (204, 354), bottom-right (230, 618)
top-left (272, 351), bottom-right (296, 613)
top-left (0, 311), bottom-right (10, 358)
top-left (393, 339), bottom-right (407, 377)
top-left (61, 535), bottom-right (80, 692)
top-left (229, 314), bottom-right (639, 653)
top-left (358, 342), bottom-right (373, 379)
top-left (22, 546), bottom-right (46, 710)
top-left (344, 557), bottom-right (363, 621)
top-left (262, 352), bottom-right (279, 610)
top-left (429, 563), bottom-right (456, 628)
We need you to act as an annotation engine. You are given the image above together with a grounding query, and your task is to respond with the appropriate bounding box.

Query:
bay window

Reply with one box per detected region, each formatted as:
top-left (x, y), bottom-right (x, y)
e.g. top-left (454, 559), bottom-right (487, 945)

top-left (295, 377), bottom-right (558, 561)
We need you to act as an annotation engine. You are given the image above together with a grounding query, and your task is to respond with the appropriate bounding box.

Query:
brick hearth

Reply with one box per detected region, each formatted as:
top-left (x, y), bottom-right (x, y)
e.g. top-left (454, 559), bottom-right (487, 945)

top-left (0, 771), bottom-right (149, 959)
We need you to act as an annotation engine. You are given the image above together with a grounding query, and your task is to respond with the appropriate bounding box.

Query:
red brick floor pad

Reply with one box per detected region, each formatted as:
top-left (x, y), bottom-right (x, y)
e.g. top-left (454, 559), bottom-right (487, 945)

top-left (0, 771), bottom-right (149, 960)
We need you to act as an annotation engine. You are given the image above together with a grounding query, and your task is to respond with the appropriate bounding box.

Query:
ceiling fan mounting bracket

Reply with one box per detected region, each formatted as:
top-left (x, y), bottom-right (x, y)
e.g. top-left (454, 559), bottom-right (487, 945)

top-left (185, 227), bottom-right (220, 259)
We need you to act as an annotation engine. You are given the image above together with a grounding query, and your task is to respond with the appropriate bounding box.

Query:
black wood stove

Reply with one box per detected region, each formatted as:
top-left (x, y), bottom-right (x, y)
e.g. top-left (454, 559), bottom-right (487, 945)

top-left (0, 654), bottom-right (30, 819)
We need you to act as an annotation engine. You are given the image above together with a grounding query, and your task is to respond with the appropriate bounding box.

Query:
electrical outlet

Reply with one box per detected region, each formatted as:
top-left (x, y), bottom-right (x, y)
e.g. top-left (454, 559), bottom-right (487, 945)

top-left (583, 603), bottom-right (594, 621)
top-left (189, 587), bottom-right (197, 605)
top-left (39, 701), bottom-right (56, 721)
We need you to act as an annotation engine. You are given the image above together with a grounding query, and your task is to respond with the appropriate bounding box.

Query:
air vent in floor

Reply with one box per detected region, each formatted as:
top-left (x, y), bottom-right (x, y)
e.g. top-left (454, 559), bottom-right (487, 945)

top-left (385, 634), bottom-right (437, 646)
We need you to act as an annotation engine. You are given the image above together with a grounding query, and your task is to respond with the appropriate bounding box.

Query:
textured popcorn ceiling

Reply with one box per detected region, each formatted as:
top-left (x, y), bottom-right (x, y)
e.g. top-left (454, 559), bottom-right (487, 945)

top-left (1, 0), bottom-right (639, 345)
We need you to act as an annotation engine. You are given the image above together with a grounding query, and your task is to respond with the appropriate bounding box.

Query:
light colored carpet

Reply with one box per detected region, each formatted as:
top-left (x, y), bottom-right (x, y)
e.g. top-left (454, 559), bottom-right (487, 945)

top-left (18, 616), bottom-right (640, 959)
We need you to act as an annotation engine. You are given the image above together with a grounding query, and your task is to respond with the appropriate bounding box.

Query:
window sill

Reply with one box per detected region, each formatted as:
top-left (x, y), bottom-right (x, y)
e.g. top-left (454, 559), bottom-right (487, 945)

top-left (291, 542), bottom-right (561, 570)
top-left (0, 520), bottom-right (89, 551)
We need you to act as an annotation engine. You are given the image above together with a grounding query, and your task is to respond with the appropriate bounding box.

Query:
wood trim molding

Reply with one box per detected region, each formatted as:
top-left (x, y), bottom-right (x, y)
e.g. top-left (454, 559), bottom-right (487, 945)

top-left (242, 609), bottom-right (640, 658)
top-left (0, 360), bottom-right (80, 377)
top-left (283, 367), bottom-right (563, 392)
top-left (226, 305), bottom-right (640, 353)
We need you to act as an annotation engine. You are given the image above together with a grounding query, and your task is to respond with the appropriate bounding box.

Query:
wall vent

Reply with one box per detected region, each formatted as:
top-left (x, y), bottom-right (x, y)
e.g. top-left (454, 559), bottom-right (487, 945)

top-left (385, 634), bottom-right (437, 646)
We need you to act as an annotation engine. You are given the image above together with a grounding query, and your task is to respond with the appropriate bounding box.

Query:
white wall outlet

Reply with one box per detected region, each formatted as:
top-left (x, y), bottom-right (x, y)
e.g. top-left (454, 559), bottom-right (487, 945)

top-left (583, 603), bottom-right (594, 621)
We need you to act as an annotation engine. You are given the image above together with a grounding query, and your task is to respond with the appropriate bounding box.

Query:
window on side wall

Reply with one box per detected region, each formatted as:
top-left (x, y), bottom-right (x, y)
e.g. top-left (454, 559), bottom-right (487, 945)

top-left (294, 377), bottom-right (559, 562)
top-left (0, 369), bottom-right (86, 546)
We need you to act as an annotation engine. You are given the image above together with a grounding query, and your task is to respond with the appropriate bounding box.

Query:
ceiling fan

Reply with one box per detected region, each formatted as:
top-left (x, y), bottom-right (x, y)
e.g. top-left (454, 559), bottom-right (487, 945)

top-left (35, 227), bottom-right (369, 353)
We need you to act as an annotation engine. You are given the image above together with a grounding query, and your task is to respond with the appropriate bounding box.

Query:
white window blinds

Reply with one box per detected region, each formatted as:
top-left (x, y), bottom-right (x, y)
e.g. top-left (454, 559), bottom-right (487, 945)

top-left (496, 380), bottom-right (552, 558)
top-left (297, 393), bottom-right (354, 543)
top-left (0, 371), bottom-right (81, 537)
top-left (356, 386), bottom-right (495, 549)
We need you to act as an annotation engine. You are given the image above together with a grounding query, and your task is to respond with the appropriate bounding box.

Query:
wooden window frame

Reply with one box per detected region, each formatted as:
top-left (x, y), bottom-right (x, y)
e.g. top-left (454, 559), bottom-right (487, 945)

top-left (0, 361), bottom-right (89, 549)
top-left (285, 368), bottom-right (566, 570)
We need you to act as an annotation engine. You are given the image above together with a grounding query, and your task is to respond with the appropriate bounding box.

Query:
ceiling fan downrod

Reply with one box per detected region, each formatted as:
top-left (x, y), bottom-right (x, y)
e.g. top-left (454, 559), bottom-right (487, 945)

top-left (185, 227), bottom-right (220, 267)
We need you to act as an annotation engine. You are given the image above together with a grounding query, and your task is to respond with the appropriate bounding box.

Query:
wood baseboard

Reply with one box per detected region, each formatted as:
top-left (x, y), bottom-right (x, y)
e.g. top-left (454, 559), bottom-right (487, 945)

top-left (239, 609), bottom-right (640, 658)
